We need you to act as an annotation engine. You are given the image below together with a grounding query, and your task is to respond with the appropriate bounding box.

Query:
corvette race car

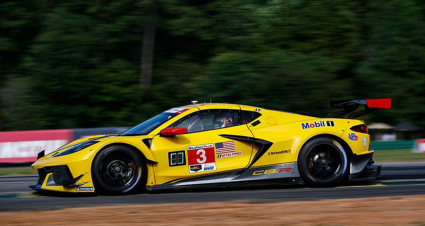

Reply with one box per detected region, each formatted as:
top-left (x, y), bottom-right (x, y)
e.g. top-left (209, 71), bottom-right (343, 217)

top-left (31, 98), bottom-right (391, 194)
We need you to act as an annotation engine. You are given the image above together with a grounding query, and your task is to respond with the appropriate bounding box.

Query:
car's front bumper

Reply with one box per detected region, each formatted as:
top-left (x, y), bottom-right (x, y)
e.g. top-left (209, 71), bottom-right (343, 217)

top-left (30, 165), bottom-right (96, 193)
top-left (30, 154), bottom-right (96, 193)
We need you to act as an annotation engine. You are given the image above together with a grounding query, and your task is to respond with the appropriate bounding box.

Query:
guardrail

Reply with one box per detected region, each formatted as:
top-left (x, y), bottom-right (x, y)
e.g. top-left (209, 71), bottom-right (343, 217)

top-left (0, 127), bottom-right (128, 164)
top-left (371, 140), bottom-right (415, 150)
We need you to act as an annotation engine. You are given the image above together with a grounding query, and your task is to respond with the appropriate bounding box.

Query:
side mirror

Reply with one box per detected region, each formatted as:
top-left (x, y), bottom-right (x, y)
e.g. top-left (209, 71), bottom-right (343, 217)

top-left (160, 127), bottom-right (188, 137)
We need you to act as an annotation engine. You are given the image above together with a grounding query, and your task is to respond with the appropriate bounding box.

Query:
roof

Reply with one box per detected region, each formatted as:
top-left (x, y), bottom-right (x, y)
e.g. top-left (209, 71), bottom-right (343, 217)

top-left (180, 102), bottom-right (256, 110)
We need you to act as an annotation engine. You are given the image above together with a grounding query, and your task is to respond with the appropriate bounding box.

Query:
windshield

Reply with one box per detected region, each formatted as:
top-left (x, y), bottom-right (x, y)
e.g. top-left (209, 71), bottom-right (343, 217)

top-left (120, 112), bottom-right (178, 136)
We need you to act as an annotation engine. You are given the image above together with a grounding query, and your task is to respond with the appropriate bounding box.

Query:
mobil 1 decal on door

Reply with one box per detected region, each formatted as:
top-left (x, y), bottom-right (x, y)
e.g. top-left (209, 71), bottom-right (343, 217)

top-left (187, 144), bottom-right (216, 173)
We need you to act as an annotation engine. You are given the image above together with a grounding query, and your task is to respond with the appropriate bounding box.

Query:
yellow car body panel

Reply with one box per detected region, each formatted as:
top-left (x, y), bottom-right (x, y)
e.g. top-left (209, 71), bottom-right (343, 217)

top-left (150, 125), bottom-right (255, 184)
top-left (340, 120), bottom-right (372, 156)
top-left (32, 135), bottom-right (160, 193)
top-left (31, 102), bottom-right (380, 194)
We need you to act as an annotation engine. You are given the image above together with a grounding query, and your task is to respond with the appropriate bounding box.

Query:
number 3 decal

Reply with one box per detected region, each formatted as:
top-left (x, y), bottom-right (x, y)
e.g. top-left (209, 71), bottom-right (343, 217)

top-left (187, 144), bottom-right (215, 170)
top-left (196, 149), bottom-right (206, 163)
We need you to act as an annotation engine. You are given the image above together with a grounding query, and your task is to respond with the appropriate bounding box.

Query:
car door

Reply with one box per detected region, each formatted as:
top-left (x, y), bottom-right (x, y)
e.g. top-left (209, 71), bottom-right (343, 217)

top-left (150, 109), bottom-right (255, 185)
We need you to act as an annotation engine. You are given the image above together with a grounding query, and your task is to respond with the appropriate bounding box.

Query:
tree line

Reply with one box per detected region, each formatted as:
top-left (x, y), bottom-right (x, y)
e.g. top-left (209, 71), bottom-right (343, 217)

top-left (0, 0), bottom-right (424, 131)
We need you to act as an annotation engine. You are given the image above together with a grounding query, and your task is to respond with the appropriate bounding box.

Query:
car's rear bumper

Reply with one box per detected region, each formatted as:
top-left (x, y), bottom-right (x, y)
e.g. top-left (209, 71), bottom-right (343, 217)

top-left (351, 164), bottom-right (381, 181)
top-left (349, 152), bottom-right (381, 181)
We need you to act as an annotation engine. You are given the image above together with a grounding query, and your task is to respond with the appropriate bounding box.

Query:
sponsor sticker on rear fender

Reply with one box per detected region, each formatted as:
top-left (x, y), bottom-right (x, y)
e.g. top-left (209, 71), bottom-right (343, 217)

top-left (348, 133), bottom-right (358, 141)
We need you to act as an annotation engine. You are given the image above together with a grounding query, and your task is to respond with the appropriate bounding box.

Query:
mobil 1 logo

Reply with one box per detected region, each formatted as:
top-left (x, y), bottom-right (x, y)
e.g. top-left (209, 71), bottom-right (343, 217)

top-left (302, 121), bottom-right (334, 130)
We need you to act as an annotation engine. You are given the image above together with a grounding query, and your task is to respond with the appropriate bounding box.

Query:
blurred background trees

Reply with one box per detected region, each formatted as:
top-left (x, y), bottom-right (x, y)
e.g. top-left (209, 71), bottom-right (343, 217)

top-left (0, 0), bottom-right (424, 131)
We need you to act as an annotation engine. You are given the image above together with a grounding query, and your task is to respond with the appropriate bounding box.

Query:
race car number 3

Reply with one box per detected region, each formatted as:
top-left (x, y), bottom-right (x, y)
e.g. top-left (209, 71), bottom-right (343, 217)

top-left (187, 144), bottom-right (215, 165)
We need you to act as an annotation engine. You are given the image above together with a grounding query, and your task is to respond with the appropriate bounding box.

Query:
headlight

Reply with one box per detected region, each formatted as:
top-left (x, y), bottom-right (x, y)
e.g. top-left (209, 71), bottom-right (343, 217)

top-left (54, 140), bottom-right (98, 157)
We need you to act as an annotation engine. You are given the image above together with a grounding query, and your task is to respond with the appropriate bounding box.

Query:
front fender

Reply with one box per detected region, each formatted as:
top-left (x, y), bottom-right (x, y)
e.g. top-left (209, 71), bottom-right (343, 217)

top-left (30, 135), bottom-right (157, 193)
top-left (91, 136), bottom-right (156, 162)
top-left (32, 135), bottom-right (156, 169)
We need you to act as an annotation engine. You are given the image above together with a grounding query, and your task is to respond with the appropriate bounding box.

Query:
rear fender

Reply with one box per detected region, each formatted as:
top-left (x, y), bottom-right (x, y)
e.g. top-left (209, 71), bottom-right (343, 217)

top-left (249, 119), bottom-right (349, 166)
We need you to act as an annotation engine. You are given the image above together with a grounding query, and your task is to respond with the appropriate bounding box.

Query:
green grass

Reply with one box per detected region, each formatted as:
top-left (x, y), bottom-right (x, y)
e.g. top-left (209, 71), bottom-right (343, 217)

top-left (0, 167), bottom-right (36, 176)
top-left (373, 149), bottom-right (425, 162)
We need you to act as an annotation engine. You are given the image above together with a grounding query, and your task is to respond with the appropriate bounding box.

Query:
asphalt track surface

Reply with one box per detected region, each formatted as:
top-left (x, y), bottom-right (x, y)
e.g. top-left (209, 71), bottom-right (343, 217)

top-left (1, 162), bottom-right (424, 212)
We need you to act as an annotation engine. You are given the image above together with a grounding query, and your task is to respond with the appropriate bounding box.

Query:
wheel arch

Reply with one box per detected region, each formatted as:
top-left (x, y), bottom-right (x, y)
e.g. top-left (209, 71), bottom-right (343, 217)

top-left (296, 134), bottom-right (352, 186)
top-left (90, 142), bottom-right (150, 194)
top-left (95, 142), bottom-right (152, 162)
top-left (298, 134), bottom-right (353, 159)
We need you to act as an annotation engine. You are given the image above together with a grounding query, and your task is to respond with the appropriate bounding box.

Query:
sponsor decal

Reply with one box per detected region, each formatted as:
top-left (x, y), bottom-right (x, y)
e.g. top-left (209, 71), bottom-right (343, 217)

top-left (164, 108), bottom-right (189, 114)
top-left (362, 137), bottom-right (368, 149)
top-left (187, 143), bottom-right (216, 173)
top-left (188, 143), bottom-right (214, 151)
top-left (190, 165), bottom-right (202, 172)
top-left (168, 151), bottom-right (186, 166)
top-left (301, 121), bottom-right (334, 129)
top-left (217, 151), bottom-right (242, 159)
top-left (268, 149), bottom-right (291, 156)
top-left (76, 187), bottom-right (93, 191)
top-left (203, 163), bottom-right (216, 171)
top-left (348, 133), bottom-right (358, 141)
top-left (215, 141), bottom-right (235, 154)
top-left (215, 141), bottom-right (241, 159)
top-left (189, 163), bottom-right (216, 173)
top-left (253, 167), bottom-right (293, 176)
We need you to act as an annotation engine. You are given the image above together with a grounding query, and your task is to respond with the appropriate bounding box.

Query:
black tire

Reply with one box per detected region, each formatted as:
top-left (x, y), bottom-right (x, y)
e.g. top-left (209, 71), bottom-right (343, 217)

top-left (298, 137), bottom-right (349, 187)
top-left (92, 145), bottom-right (146, 195)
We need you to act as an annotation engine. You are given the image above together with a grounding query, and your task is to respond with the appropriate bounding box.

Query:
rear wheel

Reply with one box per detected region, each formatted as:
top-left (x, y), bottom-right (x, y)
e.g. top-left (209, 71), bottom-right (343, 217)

top-left (298, 137), bottom-right (349, 187)
top-left (92, 145), bottom-right (145, 195)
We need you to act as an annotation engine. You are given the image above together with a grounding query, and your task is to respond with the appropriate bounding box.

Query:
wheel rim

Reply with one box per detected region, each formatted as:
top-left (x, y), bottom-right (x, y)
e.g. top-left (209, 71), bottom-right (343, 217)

top-left (99, 151), bottom-right (138, 188)
top-left (306, 144), bottom-right (343, 180)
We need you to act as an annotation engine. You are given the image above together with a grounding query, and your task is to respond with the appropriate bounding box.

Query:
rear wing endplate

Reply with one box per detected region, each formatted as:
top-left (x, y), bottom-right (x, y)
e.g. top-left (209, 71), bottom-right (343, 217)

top-left (327, 98), bottom-right (391, 119)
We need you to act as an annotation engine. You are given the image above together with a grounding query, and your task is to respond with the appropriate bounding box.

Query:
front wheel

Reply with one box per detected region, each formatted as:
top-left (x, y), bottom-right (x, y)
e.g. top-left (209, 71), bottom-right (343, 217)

top-left (92, 145), bottom-right (145, 195)
top-left (298, 137), bottom-right (349, 187)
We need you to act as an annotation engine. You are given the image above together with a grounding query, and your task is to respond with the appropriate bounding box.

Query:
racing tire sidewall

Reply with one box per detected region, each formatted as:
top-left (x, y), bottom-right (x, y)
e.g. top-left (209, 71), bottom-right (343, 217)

top-left (298, 137), bottom-right (349, 187)
top-left (92, 145), bottom-right (146, 195)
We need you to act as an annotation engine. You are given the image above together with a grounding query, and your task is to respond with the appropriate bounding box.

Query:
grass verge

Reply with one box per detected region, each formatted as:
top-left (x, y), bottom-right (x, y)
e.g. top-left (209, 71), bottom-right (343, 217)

top-left (373, 149), bottom-right (425, 162)
top-left (0, 167), bottom-right (36, 176)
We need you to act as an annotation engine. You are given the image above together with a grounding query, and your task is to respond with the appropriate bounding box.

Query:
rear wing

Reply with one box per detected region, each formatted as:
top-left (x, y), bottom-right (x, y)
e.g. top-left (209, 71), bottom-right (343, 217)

top-left (327, 98), bottom-right (391, 119)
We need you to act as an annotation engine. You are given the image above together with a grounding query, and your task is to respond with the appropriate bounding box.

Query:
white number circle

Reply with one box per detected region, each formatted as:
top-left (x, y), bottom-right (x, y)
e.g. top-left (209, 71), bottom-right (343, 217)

top-left (196, 149), bottom-right (206, 163)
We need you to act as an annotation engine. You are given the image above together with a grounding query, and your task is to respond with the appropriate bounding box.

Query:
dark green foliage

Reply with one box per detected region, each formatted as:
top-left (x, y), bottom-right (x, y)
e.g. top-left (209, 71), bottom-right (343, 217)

top-left (201, 51), bottom-right (350, 115)
top-left (354, 0), bottom-right (425, 125)
top-left (0, 0), bottom-right (424, 130)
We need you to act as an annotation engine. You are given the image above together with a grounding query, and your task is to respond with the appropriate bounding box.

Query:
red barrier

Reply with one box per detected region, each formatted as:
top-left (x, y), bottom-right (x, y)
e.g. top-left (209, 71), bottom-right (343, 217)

top-left (0, 129), bottom-right (73, 163)
top-left (413, 139), bottom-right (425, 153)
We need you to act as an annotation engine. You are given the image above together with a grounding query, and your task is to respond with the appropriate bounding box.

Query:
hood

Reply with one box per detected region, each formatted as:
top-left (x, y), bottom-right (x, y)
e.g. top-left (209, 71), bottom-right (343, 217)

top-left (37, 134), bottom-right (116, 160)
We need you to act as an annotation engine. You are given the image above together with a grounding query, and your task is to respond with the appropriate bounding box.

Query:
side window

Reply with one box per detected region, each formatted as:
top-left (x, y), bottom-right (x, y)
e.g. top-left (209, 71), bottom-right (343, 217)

top-left (241, 111), bottom-right (261, 124)
top-left (171, 112), bottom-right (202, 132)
top-left (170, 110), bottom-right (240, 133)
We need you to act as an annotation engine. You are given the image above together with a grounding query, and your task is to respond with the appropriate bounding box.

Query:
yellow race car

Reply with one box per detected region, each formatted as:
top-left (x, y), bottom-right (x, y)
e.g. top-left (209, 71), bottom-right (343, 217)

top-left (31, 99), bottom-right (391, 194)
